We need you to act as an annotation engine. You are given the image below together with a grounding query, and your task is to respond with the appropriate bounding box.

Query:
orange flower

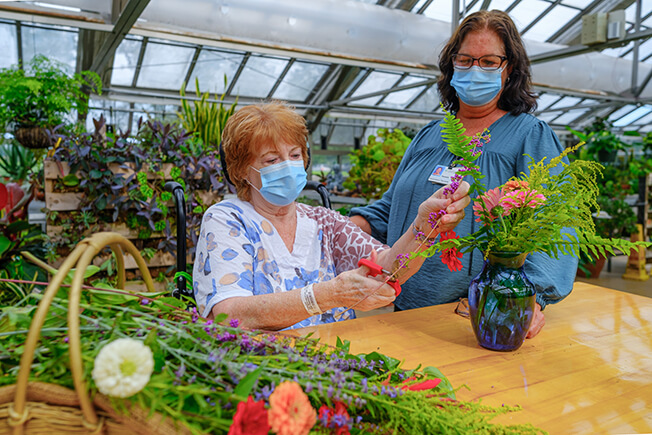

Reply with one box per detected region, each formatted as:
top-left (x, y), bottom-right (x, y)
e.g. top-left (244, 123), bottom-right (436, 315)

top-left (268, 381), bottom-right (316, 435)
top-left (503, 179), bottom-right (529, 192)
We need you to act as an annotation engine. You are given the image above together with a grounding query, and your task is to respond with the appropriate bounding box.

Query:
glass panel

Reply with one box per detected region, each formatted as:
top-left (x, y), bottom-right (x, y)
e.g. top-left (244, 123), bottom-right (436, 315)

top-left (111, 101), bottom-right (131, 134)
top-left (561, 0), bottom-right (592, 8)
top-left (637, 40), bottom-right (652, 62)
top-left (631, 110), bottom-right (652, 126)
top-left (638, 124), bottom-right (652, 133)
top-left (342, 69), bottom-right (368, 97)
top-left (422, 0), bottom-right (453, 22)
top-left (137, 42), bottom-right (195, 90)
top-left (536, 93), bottom-right (562, 111)
top-left (536, 112), bottom-right (561, 123)
top-left (411, 0), bottom-right (428, 12)
top-left (613, 106), bottom-right (652, 127)
top-left (509, 0), bottom-right (548, 33)
top-left (348, 71), bottom-right (401, 106)
top-left (86, 98), bottom-right (107, 132)
top-left (626, 1), bottom-right (652, 23)
top-left (378, 75), bottom-right (427, 109)
top-left (330, 124), bottom-right (354, 146)
top-left (186, 49), bottom-right (244, 94)
top-left (409, 85), bottom-right (439, 112)
top-left (607, 104), bottom-right (637, 122)
top-left (548, 96), bottom-right (582, 111)
top-left (0, 23), bottom-right (18, 69)
top-left (21, 25), bottom-right (77, 72)
top-left (111, 37), bottom-right (141, 86)
top-left (551, 108), bottom-right (589, 126)
top-left (234, 55), bottom-right (288, 98)
top-left (523, 5), bottom-right (579, 42)
top-left (273, 61), bottom-right (329, 101)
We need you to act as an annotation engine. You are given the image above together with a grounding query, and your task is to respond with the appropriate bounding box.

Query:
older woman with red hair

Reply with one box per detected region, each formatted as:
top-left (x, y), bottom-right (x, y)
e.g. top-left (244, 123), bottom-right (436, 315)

top-left (193, 101), bottom-right (470, 330)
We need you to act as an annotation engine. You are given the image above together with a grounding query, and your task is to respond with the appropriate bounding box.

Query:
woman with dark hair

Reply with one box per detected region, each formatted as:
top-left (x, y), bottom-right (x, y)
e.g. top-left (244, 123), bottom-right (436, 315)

top-left (350, 10), bottom-right (577, 339)
top-left (193, 101), bottom-right (470, 331)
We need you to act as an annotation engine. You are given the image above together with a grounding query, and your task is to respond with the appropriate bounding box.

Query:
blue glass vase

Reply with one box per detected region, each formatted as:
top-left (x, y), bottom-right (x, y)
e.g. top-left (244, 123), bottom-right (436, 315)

top-left (468, 252), bottom-right (536, 352)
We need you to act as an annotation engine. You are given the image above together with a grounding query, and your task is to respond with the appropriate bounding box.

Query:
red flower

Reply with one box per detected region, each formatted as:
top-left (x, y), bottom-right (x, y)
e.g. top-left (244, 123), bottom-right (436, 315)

top-left (439, 231), bottom-right (463, 272)
top-left (228, 396), bottom-right (269, 435)
top-left (268, 381), bottom-right (316, 435)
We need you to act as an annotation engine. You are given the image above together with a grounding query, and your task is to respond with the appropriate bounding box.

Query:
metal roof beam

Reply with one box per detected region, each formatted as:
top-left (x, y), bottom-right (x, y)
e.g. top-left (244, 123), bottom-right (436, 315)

top-left (329, 78), bottom-right (438, 106)
top-left (89, 0), bottom-right (150, 75)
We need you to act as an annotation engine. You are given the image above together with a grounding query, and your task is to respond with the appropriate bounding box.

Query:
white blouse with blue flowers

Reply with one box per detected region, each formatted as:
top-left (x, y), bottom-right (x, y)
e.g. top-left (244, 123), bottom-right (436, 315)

top-left (193, 197), bottom-right (387, 330)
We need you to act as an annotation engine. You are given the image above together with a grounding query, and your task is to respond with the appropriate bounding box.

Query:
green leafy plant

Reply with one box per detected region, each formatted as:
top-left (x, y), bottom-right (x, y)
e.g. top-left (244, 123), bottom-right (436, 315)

top-left (0, 142), bottom-right (39, 182)
top-left (343, 128), bottom-right (411, 200)
top-left (0, 55), bottom-right (101, 134)
top-left (178, 77), bottom-right (238, 151)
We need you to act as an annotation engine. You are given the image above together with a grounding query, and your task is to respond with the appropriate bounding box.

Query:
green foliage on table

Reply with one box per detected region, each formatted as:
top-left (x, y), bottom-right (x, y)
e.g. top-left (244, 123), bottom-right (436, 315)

top-left (0, 55), bottom-right (101, 132)
top-left (178, 77), bottom-right (238, 151)
top-left (0, 285), bottom-right (545, 434)
top-left (343, 128), bottom-right (411, 200)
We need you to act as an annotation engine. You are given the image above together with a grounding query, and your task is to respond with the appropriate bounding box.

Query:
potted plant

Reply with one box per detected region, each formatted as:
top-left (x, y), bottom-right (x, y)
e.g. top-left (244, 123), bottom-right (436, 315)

top-left (343, 128), bottom-right (411, 200)
top-left (0, 55), bottom-right (101, 148)
top-left (567, 118), bottom-right (631, 163)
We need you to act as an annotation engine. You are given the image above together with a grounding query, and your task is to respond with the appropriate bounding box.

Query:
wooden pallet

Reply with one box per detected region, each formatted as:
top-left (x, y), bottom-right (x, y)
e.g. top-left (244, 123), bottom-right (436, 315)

top-left (44, 160), bottom-right (221, 275)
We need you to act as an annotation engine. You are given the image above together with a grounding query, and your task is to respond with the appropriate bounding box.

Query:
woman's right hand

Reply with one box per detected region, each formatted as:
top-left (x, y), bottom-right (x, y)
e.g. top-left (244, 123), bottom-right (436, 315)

top-left (317, 267), bottom-right (396, 312)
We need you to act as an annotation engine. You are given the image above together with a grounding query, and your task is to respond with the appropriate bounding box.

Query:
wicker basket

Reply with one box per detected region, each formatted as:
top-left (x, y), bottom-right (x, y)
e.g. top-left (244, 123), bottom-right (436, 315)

top-left (0, 233), bottom-right (190, 434)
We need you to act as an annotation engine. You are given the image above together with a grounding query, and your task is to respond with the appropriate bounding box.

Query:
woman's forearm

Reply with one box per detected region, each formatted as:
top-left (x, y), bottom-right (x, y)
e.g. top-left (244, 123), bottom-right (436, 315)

top-left (349, 215), bottom-right (372, 234)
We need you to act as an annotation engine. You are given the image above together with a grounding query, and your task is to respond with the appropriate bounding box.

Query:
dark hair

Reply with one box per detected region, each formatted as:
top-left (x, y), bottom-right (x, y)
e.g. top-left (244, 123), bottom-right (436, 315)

top-left (221, 101), bottom-right (309, 201)
top-left (437, 10), bottom-right (537, 115)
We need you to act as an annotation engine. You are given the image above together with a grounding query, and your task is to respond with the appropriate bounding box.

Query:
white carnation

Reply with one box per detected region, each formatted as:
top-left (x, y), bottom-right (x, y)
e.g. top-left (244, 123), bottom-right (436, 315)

top-left (92, 338), bottom-right (154, 398)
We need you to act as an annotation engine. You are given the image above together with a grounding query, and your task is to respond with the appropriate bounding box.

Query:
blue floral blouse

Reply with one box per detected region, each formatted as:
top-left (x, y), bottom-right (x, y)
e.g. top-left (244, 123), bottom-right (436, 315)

top-left (193, 197), bottom-right (386, 330)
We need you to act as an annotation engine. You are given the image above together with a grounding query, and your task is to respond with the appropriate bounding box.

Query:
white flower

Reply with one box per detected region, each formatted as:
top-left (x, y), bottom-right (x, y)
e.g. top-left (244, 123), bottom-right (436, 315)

top-left (92, 338), bottom-right (154, 398)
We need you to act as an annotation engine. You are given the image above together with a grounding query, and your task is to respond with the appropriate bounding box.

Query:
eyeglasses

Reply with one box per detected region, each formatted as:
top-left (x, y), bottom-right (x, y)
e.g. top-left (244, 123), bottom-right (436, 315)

top-left (454, 298), bottom-right (469, 318)
top-left (452, 54), bottom-right (507, 71)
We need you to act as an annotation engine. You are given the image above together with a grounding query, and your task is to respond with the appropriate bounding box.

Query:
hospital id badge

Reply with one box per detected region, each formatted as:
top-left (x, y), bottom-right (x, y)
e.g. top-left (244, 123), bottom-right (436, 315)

top-left (428, 165), bottom-right (463, 185)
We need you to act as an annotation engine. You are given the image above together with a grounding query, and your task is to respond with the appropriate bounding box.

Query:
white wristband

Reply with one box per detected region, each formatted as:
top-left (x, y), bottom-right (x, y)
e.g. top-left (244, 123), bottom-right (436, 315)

top-left (300, 284), bottom-right (323, 316)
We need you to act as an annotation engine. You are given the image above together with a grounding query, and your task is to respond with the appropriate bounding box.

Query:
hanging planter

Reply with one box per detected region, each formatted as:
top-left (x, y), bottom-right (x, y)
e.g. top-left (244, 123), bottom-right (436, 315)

top-left (14, 125), bottom-right (51, 149)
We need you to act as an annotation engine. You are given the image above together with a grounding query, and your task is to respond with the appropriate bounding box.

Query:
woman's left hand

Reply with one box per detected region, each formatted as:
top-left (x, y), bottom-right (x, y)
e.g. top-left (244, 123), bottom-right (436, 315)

top-left (415, 181), bottom-right (471, 234)
top-left (526, 303), bottom-right (545, 338)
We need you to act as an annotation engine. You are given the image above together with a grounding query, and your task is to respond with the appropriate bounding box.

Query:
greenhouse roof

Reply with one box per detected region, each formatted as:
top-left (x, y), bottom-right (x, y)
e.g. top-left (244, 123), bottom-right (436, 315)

top-left (0, 0), bottom-right (651, 150)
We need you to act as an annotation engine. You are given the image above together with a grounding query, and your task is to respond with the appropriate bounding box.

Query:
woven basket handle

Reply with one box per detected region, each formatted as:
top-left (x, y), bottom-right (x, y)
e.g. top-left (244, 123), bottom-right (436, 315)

top-left (11, 232), bottom-right (157, 434)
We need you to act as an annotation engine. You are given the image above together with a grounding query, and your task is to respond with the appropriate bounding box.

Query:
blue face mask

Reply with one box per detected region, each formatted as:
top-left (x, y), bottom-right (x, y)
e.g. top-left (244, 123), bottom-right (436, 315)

top-left (450, 66), bottom-right (504, 107)
top-left (249, 160), bottom-right (307, 206)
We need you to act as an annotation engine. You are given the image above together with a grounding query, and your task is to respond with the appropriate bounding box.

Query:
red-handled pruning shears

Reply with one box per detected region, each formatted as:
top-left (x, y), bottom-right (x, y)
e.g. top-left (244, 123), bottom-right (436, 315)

top-left (358, 258), bottom-right (402, 296)
top-left (334, 258), bottom-right (402, 319)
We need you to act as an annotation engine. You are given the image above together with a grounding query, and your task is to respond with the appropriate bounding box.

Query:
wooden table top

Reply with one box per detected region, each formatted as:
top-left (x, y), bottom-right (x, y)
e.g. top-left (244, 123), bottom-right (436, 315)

top-left (292, 282), bottom-right (652, 434)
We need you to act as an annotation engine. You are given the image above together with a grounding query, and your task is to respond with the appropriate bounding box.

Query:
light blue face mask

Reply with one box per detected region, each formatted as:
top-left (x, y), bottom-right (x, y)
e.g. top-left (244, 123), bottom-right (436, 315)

top-left (450, 65), bottom-right (505, 107)
top-left (249, 160), bottom-right (307, 206)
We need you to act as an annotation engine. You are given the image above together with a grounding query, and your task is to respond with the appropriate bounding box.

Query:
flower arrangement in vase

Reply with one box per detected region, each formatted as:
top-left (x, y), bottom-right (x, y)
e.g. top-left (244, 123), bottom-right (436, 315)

top-left (397, 108), bottom-right (652, 351)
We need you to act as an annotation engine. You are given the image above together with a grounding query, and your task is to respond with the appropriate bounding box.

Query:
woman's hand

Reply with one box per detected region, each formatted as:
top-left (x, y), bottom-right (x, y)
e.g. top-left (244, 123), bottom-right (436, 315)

top-left (415, 181), bottom-right (471, 234)
top-left (526, 303), bottom-right (545, 338)
top-left (318, 266), bottom-right (396, 312)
